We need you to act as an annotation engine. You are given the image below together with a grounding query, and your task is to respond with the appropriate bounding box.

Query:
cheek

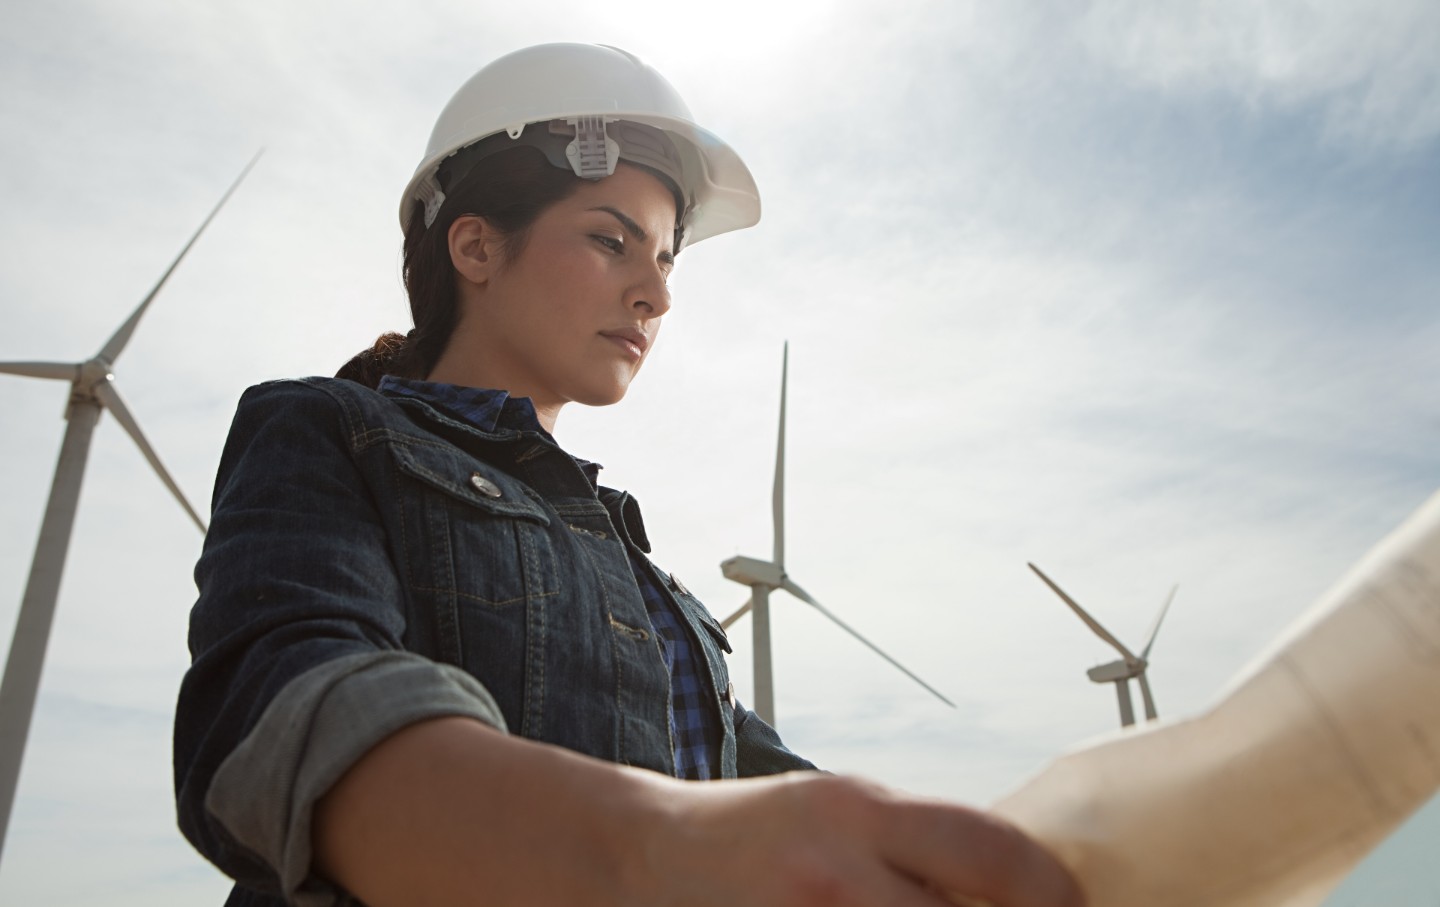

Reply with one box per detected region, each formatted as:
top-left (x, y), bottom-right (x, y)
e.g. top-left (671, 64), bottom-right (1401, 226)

top-left (511, 263), bottom-right (587, 335)
top-left (547, 261), bottom-right (608, 315)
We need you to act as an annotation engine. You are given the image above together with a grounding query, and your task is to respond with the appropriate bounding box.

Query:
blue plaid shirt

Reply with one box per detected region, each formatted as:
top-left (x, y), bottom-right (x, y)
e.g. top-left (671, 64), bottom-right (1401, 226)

top-left (379, 376), bottom-right (720, 779)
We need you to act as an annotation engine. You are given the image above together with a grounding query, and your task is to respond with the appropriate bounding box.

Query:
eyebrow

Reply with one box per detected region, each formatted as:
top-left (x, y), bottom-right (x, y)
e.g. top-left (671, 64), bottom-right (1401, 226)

top-left (588, 206), bottom-right (676, 262)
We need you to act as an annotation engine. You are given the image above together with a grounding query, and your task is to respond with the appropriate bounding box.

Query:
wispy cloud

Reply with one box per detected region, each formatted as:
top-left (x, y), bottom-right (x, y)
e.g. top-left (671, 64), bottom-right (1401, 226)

top-left (1, 0), bottom-right (1437, 903)
top-left (1076, 0), bottom-right (1440, 152)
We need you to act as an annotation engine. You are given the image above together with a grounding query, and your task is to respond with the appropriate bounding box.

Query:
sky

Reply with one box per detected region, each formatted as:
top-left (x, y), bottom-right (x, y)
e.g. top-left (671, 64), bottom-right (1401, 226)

top-left (1, 0), bottom-right (1438, 903)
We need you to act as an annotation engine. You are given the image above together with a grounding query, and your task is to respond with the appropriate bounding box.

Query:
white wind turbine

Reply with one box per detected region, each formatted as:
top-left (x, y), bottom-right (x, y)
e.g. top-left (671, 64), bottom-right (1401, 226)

top-left (1027, 562), bottom-right (1177, 728)
top-left (0, 154), bottom-right (259, 865)
top-left (718, 343), bottom-right (955, 726)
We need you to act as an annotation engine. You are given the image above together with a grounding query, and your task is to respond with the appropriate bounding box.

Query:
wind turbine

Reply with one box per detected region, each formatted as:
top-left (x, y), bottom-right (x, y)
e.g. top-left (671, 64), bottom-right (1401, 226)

top-left (718, 343), bottom-right (954, 726)
top-left (0, 153), bottom-right (259, 865)
top-left (1027, 562), bottom-right (1177, 728)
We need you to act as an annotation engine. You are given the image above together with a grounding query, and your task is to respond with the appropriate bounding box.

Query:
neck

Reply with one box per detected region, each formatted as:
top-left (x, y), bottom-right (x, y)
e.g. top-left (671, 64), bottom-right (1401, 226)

top-left (529, 401), bottom-right (561, 435)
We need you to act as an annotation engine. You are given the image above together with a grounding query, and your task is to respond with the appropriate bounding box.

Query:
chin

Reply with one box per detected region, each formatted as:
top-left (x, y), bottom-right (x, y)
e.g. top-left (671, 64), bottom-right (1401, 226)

top-left (570, 368), bottom-right (638, 408)
top-left (568, 377), bottom-right (632, 408)
top-left (576, 387), bottom-right (630, 407)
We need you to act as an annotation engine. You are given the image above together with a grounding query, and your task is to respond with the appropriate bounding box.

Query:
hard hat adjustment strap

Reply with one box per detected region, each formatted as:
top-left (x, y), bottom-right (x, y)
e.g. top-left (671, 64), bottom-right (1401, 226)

top-left (565, 116), bottom-right (619, 179)
top-left (417, 173), bottom-right (447, 229)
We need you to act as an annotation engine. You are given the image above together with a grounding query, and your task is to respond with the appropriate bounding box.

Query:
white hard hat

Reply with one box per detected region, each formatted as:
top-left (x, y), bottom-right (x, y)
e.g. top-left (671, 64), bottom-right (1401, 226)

top-left (400, 43), bottom-right (760, 251)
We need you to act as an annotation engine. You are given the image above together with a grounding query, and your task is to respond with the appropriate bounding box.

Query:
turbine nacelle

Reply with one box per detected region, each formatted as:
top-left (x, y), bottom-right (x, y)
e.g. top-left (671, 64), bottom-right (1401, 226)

top-left (720, 555), bottom-right (784, 588)
top-left (73, 358), bottom-right (116, 403)
top-left (81, 356), bottom-right (114, 381)
top-left (1087, 658), bottom-right (1145, 684)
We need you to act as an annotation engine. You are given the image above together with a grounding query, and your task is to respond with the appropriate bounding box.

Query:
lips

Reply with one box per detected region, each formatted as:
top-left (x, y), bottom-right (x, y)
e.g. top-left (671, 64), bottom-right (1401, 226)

top-left (600, 326), bottom-right (650, 358)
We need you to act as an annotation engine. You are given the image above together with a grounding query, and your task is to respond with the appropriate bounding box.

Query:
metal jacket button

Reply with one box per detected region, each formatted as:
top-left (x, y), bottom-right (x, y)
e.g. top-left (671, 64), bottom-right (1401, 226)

top-left (669, 572), bottom-right (690, 596)
top-left (469, 472), bottom-right (502, 498)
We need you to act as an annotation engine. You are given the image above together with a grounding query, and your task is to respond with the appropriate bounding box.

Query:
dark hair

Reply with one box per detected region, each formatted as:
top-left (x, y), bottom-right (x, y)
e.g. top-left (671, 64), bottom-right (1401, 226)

top-left (336, 146), bottom-right (585, 388)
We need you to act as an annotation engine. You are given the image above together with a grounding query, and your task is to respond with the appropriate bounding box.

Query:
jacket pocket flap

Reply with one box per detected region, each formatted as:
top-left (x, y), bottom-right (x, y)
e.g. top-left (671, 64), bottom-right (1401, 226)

top-left (673, 593), bottom-right (733, 654)
top-left (390, 442), bottom-right (550, 525)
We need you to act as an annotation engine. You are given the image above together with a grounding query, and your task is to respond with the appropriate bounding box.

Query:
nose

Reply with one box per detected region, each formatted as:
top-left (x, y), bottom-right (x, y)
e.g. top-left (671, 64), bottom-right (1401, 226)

top-left (626, 264), bottom-right (672, 318)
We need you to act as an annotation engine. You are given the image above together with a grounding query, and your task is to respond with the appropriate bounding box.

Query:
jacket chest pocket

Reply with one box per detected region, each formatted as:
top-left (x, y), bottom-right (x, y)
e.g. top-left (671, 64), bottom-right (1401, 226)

top-left (389, 442), bottom-right (561, 612)
top-left (671, 589), bottom-right (735, 694)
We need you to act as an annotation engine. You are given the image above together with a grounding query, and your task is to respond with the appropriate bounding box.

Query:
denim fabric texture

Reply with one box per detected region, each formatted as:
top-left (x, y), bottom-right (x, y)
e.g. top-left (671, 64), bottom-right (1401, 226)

top-left (173, 376), bottom-right (814, 906)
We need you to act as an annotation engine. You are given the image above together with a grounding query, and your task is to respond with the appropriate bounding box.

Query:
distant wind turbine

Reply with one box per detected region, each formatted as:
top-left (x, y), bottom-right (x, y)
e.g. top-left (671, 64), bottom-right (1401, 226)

top-left (1028, 562), bottom-right (1177, 728)
top-left (0, 153), bottom-right (260, 866)
top-left (718, 343), bottom-right (955, 726)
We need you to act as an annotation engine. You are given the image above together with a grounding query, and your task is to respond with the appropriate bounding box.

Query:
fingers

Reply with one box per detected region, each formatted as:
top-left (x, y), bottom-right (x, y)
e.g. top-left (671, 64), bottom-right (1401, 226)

top-left (849, 866), bottom-right (986, 907)
top-left (765, 836), bottom-right (988, 907)
top-left (770, 774), bottom-right (1083, 907)
top-left (876, 796), bottom-right (1085, 907)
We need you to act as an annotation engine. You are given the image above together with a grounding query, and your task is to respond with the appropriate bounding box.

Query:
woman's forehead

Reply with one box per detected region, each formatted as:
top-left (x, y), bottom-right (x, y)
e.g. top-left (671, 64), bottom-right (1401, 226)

top-left (553, 166), bottom-right (679, 233)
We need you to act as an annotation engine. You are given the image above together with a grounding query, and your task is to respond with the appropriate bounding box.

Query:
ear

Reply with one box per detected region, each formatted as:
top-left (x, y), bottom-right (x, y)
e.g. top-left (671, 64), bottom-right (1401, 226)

top-left (448, 215), bottom-right (504, 286)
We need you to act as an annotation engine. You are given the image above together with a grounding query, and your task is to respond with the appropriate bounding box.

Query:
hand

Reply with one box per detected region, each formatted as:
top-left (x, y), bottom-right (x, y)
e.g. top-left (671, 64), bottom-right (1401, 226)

top-left (314, 719), bottom-right (1082, 907)
top-left (630, 772), bottom-right (1085, 907)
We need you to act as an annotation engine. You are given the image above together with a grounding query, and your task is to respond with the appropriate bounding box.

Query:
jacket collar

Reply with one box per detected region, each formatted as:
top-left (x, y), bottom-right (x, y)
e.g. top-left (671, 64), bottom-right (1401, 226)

top-left (373, 375), bottom-right (609, 504)
top-left (599, 487), bottom-right (652, 554)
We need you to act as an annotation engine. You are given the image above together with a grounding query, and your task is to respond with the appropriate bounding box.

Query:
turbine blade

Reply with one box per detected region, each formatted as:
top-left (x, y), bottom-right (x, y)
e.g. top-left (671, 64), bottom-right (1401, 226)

top-left (720, 596), bottom-right (753, 630)
top-left (92, 379), bottom-right (207, 533)
top-left (1115, 678), bottom-right (1136, 727)
top-left (1137, 671), bottom-right (1159, 721)
top-left (780, 577), bottom-right (956, 708)
top-left (0, 361), bottom-right (78, 382)
top-left (1140, 584), bottom-right (1178, 660)
top-left (772, 341), bottom-right (787, 568)
top-left (98, 150), bottom-right (263, 365)
top-left (1027, 563), bottom-right (1139, 662)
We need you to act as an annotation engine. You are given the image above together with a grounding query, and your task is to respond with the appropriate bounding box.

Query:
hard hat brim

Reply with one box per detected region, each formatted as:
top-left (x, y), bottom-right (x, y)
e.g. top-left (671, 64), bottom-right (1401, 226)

top-left (399, 112), bottom-right (760, 248)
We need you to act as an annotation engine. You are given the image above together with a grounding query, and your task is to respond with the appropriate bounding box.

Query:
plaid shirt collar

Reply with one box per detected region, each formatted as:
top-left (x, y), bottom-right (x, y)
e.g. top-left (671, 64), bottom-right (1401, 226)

top-left (378, 375), bottom-right (602, 485)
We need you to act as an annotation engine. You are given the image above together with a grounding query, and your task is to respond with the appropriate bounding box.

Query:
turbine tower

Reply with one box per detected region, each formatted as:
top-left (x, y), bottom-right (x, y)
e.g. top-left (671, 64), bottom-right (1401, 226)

top-left (1027, 562), bottom-right (1176, 727)
top-left (0, 153), bottom-right (259, 865)
top-left (718, 343), bottom-right (954, 726)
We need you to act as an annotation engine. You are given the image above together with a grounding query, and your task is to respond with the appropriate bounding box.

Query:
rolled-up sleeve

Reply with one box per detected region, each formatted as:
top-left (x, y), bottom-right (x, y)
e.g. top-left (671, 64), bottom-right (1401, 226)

top-left (173, 380), bottom-right (506, 905)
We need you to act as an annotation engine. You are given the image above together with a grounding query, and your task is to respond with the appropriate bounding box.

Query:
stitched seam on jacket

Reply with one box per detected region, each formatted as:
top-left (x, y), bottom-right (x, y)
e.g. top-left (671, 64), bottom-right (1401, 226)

top-left (568, 535), bottom-right (624, 761)
top-left (410, 584), bottom-right (559, 607)
top-left (521, 520), bottom-right (545, 738)
top-left (437, 496), bottom-right (462, 664)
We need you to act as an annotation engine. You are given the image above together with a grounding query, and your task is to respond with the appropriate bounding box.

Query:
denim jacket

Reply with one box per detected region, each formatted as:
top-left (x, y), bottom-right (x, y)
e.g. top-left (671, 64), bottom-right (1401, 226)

top-left (173, 377), bottom-right (813, 906)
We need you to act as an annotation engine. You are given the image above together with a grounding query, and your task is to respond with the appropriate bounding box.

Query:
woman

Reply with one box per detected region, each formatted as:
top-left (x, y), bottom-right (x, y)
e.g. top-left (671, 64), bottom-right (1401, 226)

top-left (174, 43), bottom-right (1083, 907)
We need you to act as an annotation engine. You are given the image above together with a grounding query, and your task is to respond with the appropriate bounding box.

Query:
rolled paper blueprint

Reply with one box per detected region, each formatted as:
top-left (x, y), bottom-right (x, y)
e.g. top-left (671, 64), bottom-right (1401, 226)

top-left (992, 490), bottom-right (1440, 907)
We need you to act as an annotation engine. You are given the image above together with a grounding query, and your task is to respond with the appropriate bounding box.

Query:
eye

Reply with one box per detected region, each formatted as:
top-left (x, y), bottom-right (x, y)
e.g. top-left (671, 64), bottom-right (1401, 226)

top-left (593, 234), bottom-right (624, 254)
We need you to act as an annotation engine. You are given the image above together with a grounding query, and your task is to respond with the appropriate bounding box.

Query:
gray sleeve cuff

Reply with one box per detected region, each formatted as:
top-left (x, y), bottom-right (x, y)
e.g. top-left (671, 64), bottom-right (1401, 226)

top-left (205, 651), bottom-right (508, 906)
